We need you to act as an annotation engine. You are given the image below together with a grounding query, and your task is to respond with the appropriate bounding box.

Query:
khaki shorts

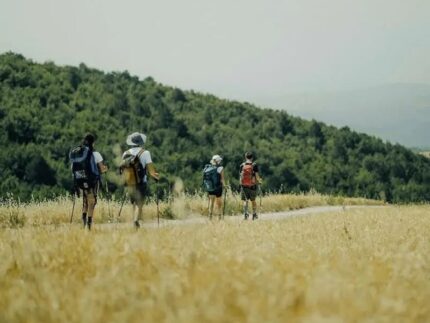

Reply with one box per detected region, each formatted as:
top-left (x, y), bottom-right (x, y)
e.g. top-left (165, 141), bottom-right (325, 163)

top-left (127, 183), bottom-right (148, 205)
top-left (81, 186), bottom-right (98, 212)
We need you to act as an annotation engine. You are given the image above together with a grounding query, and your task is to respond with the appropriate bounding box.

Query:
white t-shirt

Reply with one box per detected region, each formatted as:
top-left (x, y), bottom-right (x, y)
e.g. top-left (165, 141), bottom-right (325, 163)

top-left (123, 147), bottom-right (152, 167)
top-left (93, 151), bottom-right (103, 164)
top-left (217, 166), bottom-right (223, 174)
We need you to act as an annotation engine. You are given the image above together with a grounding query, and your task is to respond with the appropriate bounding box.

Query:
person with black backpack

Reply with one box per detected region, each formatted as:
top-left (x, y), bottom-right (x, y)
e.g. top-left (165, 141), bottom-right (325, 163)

top-left (239, 152), bottom-right (262, 220)
top-left (69, 133), bottom-right (108, 230)
top-left (120, 132), bottom-right (159, 228)
top-left (202, 154), bottom-right (225, 219)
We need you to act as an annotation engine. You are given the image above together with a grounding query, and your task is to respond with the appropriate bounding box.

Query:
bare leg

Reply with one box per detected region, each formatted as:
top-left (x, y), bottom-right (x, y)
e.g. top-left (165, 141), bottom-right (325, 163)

top-left (243, 200), bottom-right (249, 219)
top-left (251, 200), bottom-right (258, 220)
top-left (215, 196), bottom-right (222, 219)
top-left (133, 202), bottom-right (143, 228)
top-left (82, 190), bottom-right (88, 227)
top-left (209, 195), bottom-right (215, 220)
top-left (86, 191), bottom-right (97, 230)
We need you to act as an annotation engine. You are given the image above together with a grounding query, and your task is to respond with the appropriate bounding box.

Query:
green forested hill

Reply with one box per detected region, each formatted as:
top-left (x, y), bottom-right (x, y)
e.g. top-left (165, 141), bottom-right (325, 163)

top-left (1, 52), bottom-right (429, 202)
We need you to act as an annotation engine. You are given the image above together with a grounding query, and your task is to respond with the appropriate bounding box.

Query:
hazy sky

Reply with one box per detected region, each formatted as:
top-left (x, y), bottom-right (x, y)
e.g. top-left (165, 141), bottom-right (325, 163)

top-left (1, 0), bottom-right (429, 102)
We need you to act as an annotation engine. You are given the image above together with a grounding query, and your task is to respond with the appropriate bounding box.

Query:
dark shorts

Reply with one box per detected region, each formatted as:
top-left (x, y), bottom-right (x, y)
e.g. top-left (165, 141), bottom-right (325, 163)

top-left (241, 186), bottom-right (257, 201)
top-left (127, 183), bottom-right (148, 205)
top-left (209, 187), bottom-right (223, 198)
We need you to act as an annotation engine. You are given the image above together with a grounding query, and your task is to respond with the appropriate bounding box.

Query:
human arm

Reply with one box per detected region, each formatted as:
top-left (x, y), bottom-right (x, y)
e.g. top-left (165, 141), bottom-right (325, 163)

top-left (146, 163), bottom-right (159, 181)
top-left (98, 162), bottom-right (108, 174)
top-left (254, 164), bottom-right (262, 184)
top-left (220, 168), bottom-right (225, 188)
top-left (140, 150), bottom-right (159, 181)
top-left (93, 152), bottom-right (108, 173)
top-left (255, 172), bottom-right (262, 184)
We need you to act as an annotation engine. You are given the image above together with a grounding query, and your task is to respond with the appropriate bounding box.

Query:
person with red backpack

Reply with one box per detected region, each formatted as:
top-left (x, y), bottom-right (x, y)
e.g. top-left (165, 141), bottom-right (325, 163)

top-left (239, 152), bottom-right (262, 220)
top-left (121, 132), bottom-right (159, 228)
top-left (70, 133), bottom-right (108, 230)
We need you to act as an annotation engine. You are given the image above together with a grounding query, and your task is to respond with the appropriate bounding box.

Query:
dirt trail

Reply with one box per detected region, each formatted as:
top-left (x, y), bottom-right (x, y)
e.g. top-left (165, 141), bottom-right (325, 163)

top-left (100, 205), bottom-right (385, 230)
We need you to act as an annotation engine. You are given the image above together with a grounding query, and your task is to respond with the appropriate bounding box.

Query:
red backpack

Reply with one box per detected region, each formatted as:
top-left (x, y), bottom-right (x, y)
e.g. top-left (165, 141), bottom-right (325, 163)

top-left (240, 162), bottom-right (256, 187)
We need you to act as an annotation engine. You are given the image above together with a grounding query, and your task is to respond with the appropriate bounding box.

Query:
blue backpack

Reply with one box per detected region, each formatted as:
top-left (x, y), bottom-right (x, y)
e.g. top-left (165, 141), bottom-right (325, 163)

top-left (69, 146), bottom-right (99, 189)
top-left (203, 164), bottom-right (221, 193)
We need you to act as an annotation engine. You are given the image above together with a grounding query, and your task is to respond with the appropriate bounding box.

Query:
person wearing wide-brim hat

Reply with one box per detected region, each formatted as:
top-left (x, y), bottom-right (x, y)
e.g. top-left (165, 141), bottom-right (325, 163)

top-left (122, 132), bottom-right (159, 228)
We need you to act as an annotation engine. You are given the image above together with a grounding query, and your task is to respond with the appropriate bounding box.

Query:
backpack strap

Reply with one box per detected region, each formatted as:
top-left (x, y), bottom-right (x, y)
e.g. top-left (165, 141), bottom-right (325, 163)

top-left (242, 161), bottom-right (255, 169)
top-left (137, 148), bottom-right (145, 159)
top-left (135, 148), bottom-right (144, 166)
top-left (136, 148), bottom-right (146, 176)
top-left (89, 152), bottom-right (100, 177)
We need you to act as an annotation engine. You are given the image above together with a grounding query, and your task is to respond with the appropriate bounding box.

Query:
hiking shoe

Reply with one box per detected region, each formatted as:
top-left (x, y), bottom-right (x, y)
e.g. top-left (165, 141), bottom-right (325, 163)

top-left (134, 220), bottom-right (140, 229)
top-left (87, 216), bottom-right (92, 230)
top-left (252, 213), bottom-right (258, 220)
top-left (244, 213), bottom-right (249, 220)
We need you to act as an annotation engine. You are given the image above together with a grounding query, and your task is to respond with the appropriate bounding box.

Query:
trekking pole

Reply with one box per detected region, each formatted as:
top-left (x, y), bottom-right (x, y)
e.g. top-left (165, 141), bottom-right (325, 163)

top-left (70, 192), bottom-right (76, 224)
top-left (207, 193), bottom-right (210, 218)
top-left (118, 191), bottom-right (127, 218)
top-left (156, 180), bottom-right (160, 227)
top-left (105, 180), bottom-right (112, 220)
top-left (222, 186), bottom-right (227, 219)
top-left (259, 184), bottom-right (263, 208)
top-left (239, 185), bottom-right (244, 214)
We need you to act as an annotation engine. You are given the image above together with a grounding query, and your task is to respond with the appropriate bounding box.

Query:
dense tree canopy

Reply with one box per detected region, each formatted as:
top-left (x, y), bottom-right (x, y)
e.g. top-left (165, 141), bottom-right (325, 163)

top-left (1, 52), bottom-right (430, 202)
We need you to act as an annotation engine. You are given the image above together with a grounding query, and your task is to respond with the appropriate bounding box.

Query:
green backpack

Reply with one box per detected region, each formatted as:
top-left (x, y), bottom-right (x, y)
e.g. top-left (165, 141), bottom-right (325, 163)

top-left (202, 164), bottom-right (221, 193)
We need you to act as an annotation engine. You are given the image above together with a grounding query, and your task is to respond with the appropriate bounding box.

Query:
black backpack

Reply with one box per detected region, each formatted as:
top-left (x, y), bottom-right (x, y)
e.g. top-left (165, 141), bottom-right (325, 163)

top-left (202, 164), bottom-right (221, 193)
top-left (69, 146), bottom-right (99, 189)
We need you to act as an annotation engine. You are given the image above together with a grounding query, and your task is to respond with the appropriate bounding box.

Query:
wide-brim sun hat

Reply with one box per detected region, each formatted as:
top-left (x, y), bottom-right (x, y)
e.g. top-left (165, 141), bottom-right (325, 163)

top-left (211, 154), bottom-right (222, 163)
top-left (126, 132), bottom-right (147, 146)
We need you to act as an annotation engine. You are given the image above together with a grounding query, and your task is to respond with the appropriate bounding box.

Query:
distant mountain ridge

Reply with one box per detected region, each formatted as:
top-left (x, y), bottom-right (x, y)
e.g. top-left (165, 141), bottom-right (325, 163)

top-left (1, 52), bottom-right (430, 202)
top-left (420, 152), bottom-right (430, 159)
top-left (255, 84), bottom-right (430, 148)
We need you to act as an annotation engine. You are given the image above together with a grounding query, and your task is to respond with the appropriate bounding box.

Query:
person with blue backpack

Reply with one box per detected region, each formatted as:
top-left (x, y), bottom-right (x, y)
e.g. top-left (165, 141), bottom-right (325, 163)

top-left (69, 133), bottom-right (108, 230)
top-left (203, 155), bottom-right (225, 219)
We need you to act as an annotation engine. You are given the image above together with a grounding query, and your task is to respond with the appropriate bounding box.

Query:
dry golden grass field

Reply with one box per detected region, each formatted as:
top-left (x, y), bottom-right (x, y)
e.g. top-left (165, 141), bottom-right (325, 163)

top-left (0, 191), bottom-right (381, 228)
top-left (1, 194), bottom-right (429, 322)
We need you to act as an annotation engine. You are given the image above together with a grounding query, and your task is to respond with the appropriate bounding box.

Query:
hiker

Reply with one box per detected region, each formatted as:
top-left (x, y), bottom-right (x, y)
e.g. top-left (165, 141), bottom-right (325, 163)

top-left (121, 132), bottom-right (159, 228)
top-left (70, 133), bottom-right (108, 230)
top-left (239, 152), bottom-right (262, 220)
top-left (203, 154), bottom-right (225, 219)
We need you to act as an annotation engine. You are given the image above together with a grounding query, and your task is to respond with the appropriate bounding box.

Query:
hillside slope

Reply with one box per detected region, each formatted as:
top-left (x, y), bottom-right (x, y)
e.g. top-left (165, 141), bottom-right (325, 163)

top-left (255, 84), bottom-right (430, 147)
top-left (1, 52), bottom-right (430, 202)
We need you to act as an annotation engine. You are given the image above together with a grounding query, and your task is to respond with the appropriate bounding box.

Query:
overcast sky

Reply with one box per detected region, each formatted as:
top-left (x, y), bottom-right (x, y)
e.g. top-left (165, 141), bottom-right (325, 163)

top-left (1, 0), bottom-right (429, 102)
